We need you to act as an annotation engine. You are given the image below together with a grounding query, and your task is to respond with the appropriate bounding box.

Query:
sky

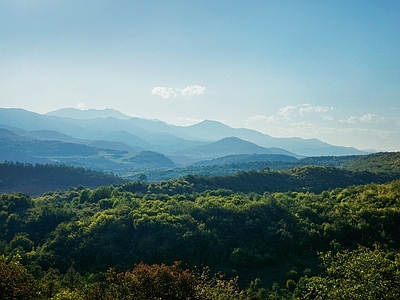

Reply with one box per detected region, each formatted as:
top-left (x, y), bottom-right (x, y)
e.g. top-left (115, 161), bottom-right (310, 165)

top-left (1, 0), bottom-right (400, 151)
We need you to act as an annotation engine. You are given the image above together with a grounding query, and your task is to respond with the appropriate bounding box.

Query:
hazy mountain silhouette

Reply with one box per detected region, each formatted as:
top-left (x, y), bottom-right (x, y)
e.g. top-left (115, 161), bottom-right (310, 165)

top-left (0, 107), bottom-right (367, 160)
top-left (171, 137), bottom-right (297, 161)
top-left (46, 107), bottom-right (131, 119)
top-left (193, 153), bottom-right (298, 166)
top-left (179, 120), bottom-right (364, 156)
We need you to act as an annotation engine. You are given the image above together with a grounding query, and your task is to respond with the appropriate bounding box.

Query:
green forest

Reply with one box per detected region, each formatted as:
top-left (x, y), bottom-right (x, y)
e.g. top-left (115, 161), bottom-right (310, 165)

top-left (1, 152), bottom-right (400, 299)
top-left (0, 162), bottom-right (125, 195)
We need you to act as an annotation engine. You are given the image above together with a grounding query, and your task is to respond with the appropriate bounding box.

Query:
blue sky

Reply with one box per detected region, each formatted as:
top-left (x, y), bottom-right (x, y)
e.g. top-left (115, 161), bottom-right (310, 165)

top-left (1, 0), bottom-right (399, 151)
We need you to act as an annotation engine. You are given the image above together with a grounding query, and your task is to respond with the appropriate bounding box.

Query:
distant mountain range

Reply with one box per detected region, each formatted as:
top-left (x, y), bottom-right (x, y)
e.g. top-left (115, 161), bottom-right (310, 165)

top-left (171, 137), bottom-right (296, 161)
top-left (46, 107), bottom-right (132, 120)
top-left (193, 153), bottom-right (298, 167)
top-left (0, 107), bottom-right (367, 173)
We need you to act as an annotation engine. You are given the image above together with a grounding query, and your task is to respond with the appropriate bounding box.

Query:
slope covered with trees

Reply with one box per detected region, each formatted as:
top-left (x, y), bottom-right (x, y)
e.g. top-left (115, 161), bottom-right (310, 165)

top-left (4, 154), bottom-right (400, 196)
top-left (1, 175), bottom-right (400, 299)
top-left (342, 151), bottom-right (400, 173)
top-left (130, 152), bottom-right (394, 182)
top-left (0, 162), bottom-right (125, 195)
top-left (1, 152), bottom-right (400, 299)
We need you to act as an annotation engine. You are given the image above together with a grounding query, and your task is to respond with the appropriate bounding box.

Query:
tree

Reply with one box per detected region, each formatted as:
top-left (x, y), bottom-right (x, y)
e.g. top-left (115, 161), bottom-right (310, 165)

top-left (0, 255), bottom-right (39, 300)
top-left (83, 262), bottom-right (246, 300)
top-left (301, 245), bottom-right (400, 299)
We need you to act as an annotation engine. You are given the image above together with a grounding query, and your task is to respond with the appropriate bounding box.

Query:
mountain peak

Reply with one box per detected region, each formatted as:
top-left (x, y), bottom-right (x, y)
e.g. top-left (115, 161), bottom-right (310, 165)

top-left (46, 108), bottom-right (131, 120)
top-left (188, 119), bottom-right (229, 129)
top-left (199, 119), bottom-right (224, 124)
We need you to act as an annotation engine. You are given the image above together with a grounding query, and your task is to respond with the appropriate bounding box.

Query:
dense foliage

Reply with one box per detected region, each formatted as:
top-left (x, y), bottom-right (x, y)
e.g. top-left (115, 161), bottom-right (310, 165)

top-left (127, 154), bottom-right (361, 181)
top-left (1, 175), bottom-right (400, 298)
top-left (0, 257), bottom-right (244, 300)
top-left (130, 151), bottom-right (400, 183)
top-left (2, 152), bottom-right (399, 192)
top-left (300, 245), bottom-right (400, 299)
top-left (343, 151), bottom-right (400, 173)
top-left (0, 162), bottom-right (125, 195)
top-left (1, 153), bottom-right (400, 299)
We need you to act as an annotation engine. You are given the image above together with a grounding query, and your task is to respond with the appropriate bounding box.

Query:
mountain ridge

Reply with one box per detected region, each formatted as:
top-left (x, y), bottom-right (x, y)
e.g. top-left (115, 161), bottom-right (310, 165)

top-left (0, 107), bottom-right (367, 158)
top-left (46, 107), bottom-right (132, 120)
top-left (170, 136), bottom-right (299, 161)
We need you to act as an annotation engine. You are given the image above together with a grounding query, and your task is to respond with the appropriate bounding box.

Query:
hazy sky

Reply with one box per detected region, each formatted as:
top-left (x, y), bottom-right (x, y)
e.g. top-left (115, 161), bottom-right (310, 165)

top-left (1, 1), bottom-right (400, 151)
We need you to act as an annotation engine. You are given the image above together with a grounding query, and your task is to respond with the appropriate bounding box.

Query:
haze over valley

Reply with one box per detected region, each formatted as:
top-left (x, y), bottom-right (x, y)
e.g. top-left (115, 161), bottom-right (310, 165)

top-left (1, 2), bottom-right (400, 299)
top-left (1, 107), bottom-right (372, 179)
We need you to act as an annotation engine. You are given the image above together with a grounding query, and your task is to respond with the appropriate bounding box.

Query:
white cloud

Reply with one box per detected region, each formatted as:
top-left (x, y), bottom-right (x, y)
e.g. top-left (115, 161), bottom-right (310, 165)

top-left (248, 114), bottom-right (267, 121)
top-left (180, 85), bottom-right (206, 98)
top-left (244, 104), bottom-right (398, 151)
top-left (323, 115), bottom-right (334, 121)
top-left (299, 105), bottom-right (329, 116)
top-left (339, 116), bottom-right (358, 124)
top-left (266, 116), bottom-right (280, 124)
top-left (291, 121), bottom-right (317, 130)
top-left (277, 105), bottom-right (296, 119)
top-left (276, 104), bottom-right (334, 121)
top-left (76, 102), bottom-right (86, 109)
top-left (151, 86), bottom-right (177, 99)
top-left (151, 85), bottom-right (205, 99)
top-left (336, 127), bottom-right (395, 140)
top-left (360, 113), bottom-right (385, 123)
top-left (339, 114), bottom-right (386, 124)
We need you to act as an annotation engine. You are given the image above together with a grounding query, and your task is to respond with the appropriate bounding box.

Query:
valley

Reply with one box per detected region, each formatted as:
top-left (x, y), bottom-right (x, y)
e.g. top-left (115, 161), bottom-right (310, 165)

top-left (1, 107), bottom-right (400, 299)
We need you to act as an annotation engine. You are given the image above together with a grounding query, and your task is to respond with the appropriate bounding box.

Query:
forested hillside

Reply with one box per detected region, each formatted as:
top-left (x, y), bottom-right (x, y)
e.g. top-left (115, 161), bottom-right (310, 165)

top-left (180, 166), bottom-right (398, 194)
top-left (1, 152), bottom-right (399, 299)
top-left (0, 162), bottom-right (125, 195)
top-left (342, 151), bottom-right (400, 173)
top-left (1, 173), bottom-right (400, 298)
top-left (0, 152), bottom-right (400, 195)
top-left (128, 152), bottom-right (376, 182)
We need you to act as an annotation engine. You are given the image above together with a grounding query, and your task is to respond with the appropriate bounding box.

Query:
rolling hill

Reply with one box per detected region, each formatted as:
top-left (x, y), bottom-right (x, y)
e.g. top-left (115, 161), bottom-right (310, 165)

top-left (0, 162), bottom-right (125, 195)
top-left (0, 130), bottom-right (176, 171)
